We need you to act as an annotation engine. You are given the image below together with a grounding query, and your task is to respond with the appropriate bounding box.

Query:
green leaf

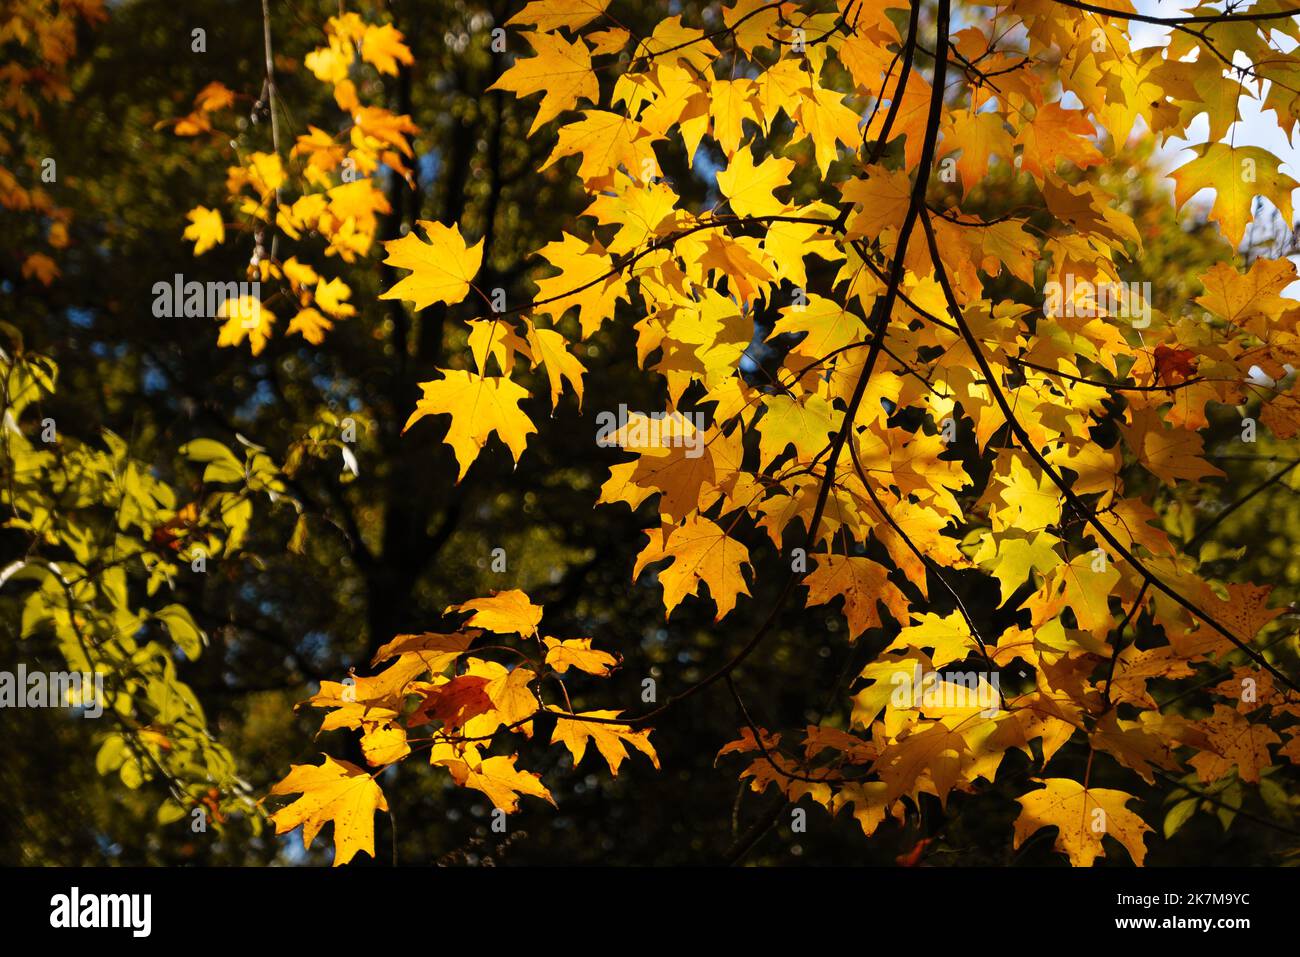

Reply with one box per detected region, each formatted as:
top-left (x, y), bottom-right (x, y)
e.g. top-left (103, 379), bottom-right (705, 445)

top-left (95, 735), bottom-right (127, 776)
top-left (180, 439), bottom-right (244, 484)
top-left (157, 799), bottom-right (188, 825)
top-left (1163, 797), bottom-right (1198, 838)
top-left (155, 604), bottom-right (204, 659)
top-left (1216, 781), bottom-right (1242, 832)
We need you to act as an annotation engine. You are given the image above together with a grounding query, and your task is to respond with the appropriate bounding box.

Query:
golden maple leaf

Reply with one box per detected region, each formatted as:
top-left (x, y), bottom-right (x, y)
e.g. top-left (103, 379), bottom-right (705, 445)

top-left (1013, 778), bottom-right (1151, 867)
top-left (380, 220), bottom-right (483, 311)
top-left (270, 756), bottom-right (388, 866)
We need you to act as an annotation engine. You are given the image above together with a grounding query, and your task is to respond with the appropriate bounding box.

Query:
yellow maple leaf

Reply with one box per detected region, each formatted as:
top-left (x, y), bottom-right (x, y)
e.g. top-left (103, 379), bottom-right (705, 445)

top-left (305, 34), bottom-right (354, 85)
top-left (215, 295), bottom-right (276, 356)
top-left (489, 31), bottom-right (598, 135)
top-left (636, 16), bottom-right (719, 73)
top-left (1195, 257), bottom-right (1296, 332)
top-left (360, 724), bottom-right (410, 766)
top-left (780, 294), bottom-right (867, 361)
top-left (804, 555), bottom-right (910, 640)
top-left (708, 78), bottom-right (757, 157)
top-left (436, 750), bottom-right (555, 812)
top-left (635, 515), bottom-right (752, 620)
top-left (182, 205), bottom-right (225, 255)
top-left (1119, 405), bottom-right (1225, 487)
top-left (447, 589), bottom-right (544, 636)
top-left (404, 369), bottom-right (537, 480)
top-left (796, 81), bottom-right (862, 175)
top-left (21, 252), bottom-right (58, 285)
top-left (380, 220), bottom-right (483, 311)
top-left (541, 110), bottom-right (659, 187)
top-left (840, 164), bottom-right (911, 240)
top-left (886, 612), bottom-right (975, 669)
top-left (543, 636), bottom-right (617, 675)
top-left (941, 110), bottom-right (1014, 195)
top-left (314, 276), bottom-right (356, 318)
top-left (1189, 704), bottom-right (1280, 784)
top-left (756, 392), bottom-right (841, 470)
top-left (716, 149), bottom-right (793, 218)
top-left (370, 630), bottom-right (478, 670)
top-left (287, 307), bottom-right (332, 345)
top-left (270, 755), bottom-right (388, 866)
top-left (193, 80), bottom-right (236, 113)
top-left (469, 660), bottom-right (540, 731)
top-left (724, 0), bottom-right (785, 56)
top-left (508, 0), bottom-right (610, 33)
top-left (873, 721), bottom-right (971, 807)
top-left (1014, 102), bottom-right (1103, 183)
top-left (1172, 143), bottom-right (1298, 248)
top-left (1090, 713), bottom-right (1181, 785)
top-left (524, 320), bottom-right (587, 408)
top-left (973, 531), bottom-right (1062, 605)
top-left (532, 232), bottom-right (629, 338)
top-left (359, 22), bottom-right (413, 76)
top-left (1013, 778), bottom-right (1151, 866)
top-left (549, 708), bottom-right (659, 776)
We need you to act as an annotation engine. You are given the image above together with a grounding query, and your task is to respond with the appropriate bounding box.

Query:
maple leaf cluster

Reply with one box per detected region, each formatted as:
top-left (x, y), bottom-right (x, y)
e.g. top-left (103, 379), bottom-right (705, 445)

top-left (0, 0), bottom-right (105, 287)
top-left (271, 590), bottom-right (655, 865)
top-left (165, 11), bottom-right (417, 354)
top-left (251, 0), bottom-right (1300, 867)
